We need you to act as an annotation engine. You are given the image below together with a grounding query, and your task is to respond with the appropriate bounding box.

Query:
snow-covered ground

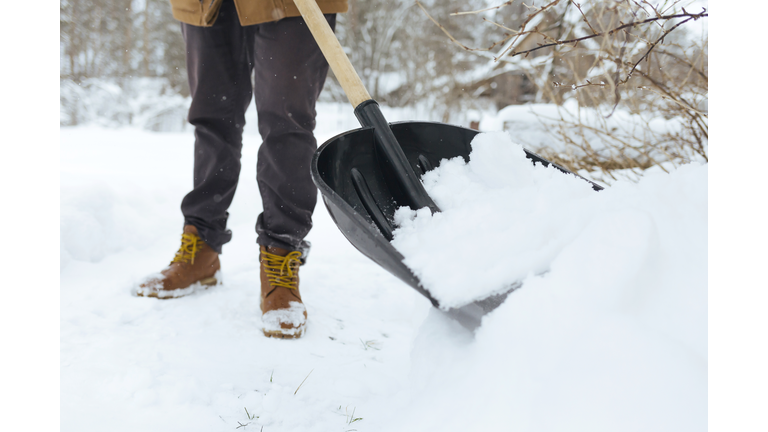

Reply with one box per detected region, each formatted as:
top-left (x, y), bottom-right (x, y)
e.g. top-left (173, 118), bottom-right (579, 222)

top-left (61, 115), bottom-right (425, 432)
top-left (61, 102), bottom-right (706, 431)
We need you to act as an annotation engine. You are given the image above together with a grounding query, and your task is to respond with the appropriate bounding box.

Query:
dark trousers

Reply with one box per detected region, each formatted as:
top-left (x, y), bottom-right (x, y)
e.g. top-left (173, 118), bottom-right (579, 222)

top-left (180, 0), bottom-right (335, 255)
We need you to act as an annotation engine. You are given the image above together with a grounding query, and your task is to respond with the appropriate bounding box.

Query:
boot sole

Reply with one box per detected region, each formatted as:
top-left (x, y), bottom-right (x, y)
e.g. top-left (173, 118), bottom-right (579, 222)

top-left (259, 298), bottom-right (307, 339)
top-left (262, 325), bottom-right (305, 339)
top-left (135, 272), bottom-right (221, 299)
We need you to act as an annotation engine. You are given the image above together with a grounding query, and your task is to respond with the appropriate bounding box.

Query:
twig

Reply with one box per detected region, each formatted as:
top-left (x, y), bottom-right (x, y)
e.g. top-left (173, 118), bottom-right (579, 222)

top-left (523, 2), bottom-right (542, 11)
top-left (451, 1), bottom-right (515, 16)
top-left (565, 79), bottom-right (606, 90)
top-left (618, 16), bottom-right (694, 84)
top-left (482, 17), bottom-right (522, 34)
top-left (506, 11), bottom-right (706, 59)
top-left (495, 0), bottom-right (559, 59)
top-left (571, 1), bottom-right (598, 35)
top-left (631, 66), bottom-right (708, 122)
top-left (416, 1), bottom-right (493, 52)
top-left (639, 86), bottom-right (706, 115)
top-left (606, 24), bottom-right (631, 118)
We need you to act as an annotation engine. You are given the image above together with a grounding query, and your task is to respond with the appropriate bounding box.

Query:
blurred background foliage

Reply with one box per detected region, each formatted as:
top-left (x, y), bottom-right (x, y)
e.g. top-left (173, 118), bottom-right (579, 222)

top-left (60, 0), bottom-right (707, 178)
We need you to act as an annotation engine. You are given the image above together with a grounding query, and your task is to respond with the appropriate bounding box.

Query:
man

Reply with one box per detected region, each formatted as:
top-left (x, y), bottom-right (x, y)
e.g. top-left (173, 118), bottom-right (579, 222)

top-left (134, 0), bottom-right (347, 339)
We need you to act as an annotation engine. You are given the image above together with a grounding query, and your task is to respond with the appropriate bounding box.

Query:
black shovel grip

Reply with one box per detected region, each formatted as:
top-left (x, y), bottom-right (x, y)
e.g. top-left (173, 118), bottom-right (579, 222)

top-left (354, 100), bottom-right (441, 214)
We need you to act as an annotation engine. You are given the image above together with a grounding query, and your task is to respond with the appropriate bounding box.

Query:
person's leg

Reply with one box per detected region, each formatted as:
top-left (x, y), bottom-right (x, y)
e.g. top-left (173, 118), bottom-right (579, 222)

top-left (251, 14), bottom-right (337, 257)
top-left (180, 0), bottom-right (254, 254)
top-left (136, 0), bottom-right (253, 299)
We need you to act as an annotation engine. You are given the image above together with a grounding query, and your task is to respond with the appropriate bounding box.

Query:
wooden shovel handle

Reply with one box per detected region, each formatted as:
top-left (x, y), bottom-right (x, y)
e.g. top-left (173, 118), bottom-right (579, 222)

top-left (293, 0), bottom-right (371, 107)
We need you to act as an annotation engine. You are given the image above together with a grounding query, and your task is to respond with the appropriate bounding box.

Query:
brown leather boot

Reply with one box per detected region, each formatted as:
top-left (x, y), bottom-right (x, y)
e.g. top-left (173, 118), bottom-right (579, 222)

top-left (135, 225), bottom-right (221, 299)
top-left (259, 245), bottom-right (307, 338)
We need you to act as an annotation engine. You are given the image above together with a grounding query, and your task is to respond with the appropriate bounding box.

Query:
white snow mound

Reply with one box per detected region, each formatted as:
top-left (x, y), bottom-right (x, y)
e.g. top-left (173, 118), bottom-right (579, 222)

top-left (391, 131), bottom-right (597, 308)
top-left (390, 131), bottom-right (707, 431)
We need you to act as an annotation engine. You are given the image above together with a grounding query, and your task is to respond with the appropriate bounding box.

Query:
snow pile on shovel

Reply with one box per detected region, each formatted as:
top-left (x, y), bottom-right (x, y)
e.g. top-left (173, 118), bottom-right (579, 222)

top-left (389, 131), bottom-right (707, 431)
top-left (391, 131), bottom-right (599, 308)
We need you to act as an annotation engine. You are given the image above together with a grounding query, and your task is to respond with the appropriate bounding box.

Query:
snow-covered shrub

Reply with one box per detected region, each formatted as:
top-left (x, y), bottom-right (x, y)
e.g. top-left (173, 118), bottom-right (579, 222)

top-left (60, 77), bottom-right (190, 132)
top-left (419, 1), bottom-right (708, 182)
top-left (480, 100), bottom-right (705, 184)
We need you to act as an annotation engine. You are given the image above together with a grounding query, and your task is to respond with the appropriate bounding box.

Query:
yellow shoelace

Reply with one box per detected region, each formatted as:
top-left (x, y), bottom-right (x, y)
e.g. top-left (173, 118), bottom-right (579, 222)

top-left (262, 250), bottom-right (302, 289)
top-left (171, 233), bottom-right (201, 265)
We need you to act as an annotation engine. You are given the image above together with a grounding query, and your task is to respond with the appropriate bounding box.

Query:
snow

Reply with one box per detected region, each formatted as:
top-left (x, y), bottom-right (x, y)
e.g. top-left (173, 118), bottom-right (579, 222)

top-left (479, 100), bottom-right (684, 155)
top-left (133, 270), bottom-right (222, 299)
top-left (391, 131), bottom-right (598, 308)
top-left (391, 131), bottom-right (707, 310)
top-left (61, 103), bottom-right (706, 431)
top-left (261, 301), bottom-right (307, 335)
top-left (60, 123), bottom-right (425, 432)
top-left (393, 147), bottom-right (707, 431)
top-left (60, 78), bottom-right (190, 131)
top-left (389, 131), bottom-right (707, 430)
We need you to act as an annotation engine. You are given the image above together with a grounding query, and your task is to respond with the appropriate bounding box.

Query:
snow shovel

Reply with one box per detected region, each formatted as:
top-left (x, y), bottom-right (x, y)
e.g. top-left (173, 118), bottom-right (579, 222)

top-left (295, 0), bottom-right (603, 330)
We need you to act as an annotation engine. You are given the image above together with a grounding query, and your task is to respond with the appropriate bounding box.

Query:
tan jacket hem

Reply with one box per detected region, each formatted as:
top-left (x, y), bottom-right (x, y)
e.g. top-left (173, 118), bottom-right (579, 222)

top-left (171, 0), bottom-right (348, 27)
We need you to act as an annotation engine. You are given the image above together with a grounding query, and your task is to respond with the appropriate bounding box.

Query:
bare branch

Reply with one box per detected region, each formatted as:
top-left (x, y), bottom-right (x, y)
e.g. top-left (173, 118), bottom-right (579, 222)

top-left (496, 0), bottom-right (562, 59)
top-left (522, 2), bottom-right (541, 11)
top-left (639, 86), bottom-right (707, 115)
top-left (618, 15), bottom-right (695, 84)
top-left (571, 1), bottom-right (598, 35)
top-left (416, 0), bottom-right (513, 53)
top-left (482, 17), bottom-right (522, 35)
top-left (450, 1), bottom-right (515, 16)
top-left (504, 11), bottom-right (706, 59)
top-left (656, 49), bottom-right (708, 80)
top-left (419, 0), bottom-right (708, 177)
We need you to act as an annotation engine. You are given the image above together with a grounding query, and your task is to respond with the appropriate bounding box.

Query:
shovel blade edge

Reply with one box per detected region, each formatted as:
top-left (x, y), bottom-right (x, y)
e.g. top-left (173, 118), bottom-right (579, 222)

top-left (311, 121), bottom-right (476, 308)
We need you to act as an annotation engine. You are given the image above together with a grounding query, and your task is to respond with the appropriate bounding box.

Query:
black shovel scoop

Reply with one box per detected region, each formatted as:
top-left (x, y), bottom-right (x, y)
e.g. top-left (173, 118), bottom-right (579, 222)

top-left (295, 0), bottom-right (603, 330)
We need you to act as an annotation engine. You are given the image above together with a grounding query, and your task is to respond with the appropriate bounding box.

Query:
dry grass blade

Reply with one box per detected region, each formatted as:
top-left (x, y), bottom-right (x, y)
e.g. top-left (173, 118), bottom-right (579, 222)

top-left (294, 369), bottom-right (314, 395)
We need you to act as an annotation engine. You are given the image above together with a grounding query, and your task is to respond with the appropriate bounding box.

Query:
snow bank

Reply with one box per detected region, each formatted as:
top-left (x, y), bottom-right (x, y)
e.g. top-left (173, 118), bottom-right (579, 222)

top-left (478, 101), bottom-right (701, 182)
top-left (390, 131), bottom-right (707, 431)
top-left (60, 78), bottom-right (190, 131)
